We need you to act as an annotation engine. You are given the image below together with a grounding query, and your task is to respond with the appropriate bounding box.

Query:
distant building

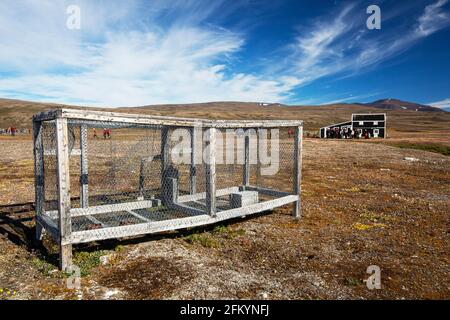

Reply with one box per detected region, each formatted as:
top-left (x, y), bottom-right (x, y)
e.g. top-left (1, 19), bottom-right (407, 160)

top-left (320, 113), bottom-right (386, 139)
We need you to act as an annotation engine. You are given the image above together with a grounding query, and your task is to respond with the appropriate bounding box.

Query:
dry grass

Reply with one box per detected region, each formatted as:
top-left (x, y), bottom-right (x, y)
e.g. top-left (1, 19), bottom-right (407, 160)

top-left (0, 99), bottom-right (449, 299)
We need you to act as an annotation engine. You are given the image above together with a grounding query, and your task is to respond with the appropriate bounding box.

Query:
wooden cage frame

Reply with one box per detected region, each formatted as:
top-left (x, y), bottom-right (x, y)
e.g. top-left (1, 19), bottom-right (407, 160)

top-left (33, 108), bottom-right (303, 270)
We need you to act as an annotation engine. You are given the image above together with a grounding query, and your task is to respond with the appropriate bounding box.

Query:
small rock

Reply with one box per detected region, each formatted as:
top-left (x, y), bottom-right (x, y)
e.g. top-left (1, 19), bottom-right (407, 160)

top-left (99, 255), bottom-right (110, 265)
top-left (404, 157), bottom-right (419, 162)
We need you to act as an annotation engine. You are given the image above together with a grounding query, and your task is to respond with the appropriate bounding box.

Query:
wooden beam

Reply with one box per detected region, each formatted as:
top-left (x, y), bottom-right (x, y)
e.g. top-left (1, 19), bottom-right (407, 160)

top-left (160, 126), bottom-right (170, 203)
top-left (80, 125), bottom-right (89, 208)
top-left (205, 128), bottom-right (216, 216)
top-left (36, 214), bottom-right (59, 241)
top-left (243, 131), bottom-right (250, 186)
top-left (33, 120), bottom-right (45, 241)
top-left (55, 117), bottom-right (73, 271)
top-left (293, 126), bottom-right (303, 219)
top-left (167, 203), bottom-right (205, 216)
top-left (179, 186), bottom-right (239, 203)
top-left (45, 186), bottom-right (239, 219)
top-left (46, 200), bottom-right (156, 218)
top-left (244, 185), bottom-right (291, 198)
top-left (85, 215), bottom-right (106, 228)
top-left (44, 108), bottom-right (304, 128)
top-left (66, 195), bottom-right (298, 245)
top-left (189, 126), bottom-right (199, 194)
top-left (126, 210), bottom-right (151, 223)
top-left (32, 109), bottom-right (60, 122)
top-left (256, 129), bottom-right (262, 185)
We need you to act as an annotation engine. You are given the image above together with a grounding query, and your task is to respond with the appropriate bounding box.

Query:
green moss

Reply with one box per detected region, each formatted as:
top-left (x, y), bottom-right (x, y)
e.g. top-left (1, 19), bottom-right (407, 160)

top-left (32, 257), bottom-right (58, 276)
top-left (184, 225), bottom-right (246, 248)
top-left (73, 250), bottom-right (107, 277)
top-left (390, 142), bottom-right (450, 156)
top-left (344, 277), bottom-right (363, 286)
top-left (213, 225), bottom-right (246, 239)
top-left (184, 233), bottom-right (220, 248)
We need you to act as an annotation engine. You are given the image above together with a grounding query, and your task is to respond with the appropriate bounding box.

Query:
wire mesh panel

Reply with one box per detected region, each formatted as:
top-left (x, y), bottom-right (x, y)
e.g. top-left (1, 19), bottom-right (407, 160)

top-left (33, 108), bottom-right (303, 270)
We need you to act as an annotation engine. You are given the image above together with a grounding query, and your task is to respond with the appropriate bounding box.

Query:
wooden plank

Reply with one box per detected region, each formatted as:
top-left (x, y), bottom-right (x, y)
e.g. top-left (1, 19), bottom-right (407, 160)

top-left (46, 200), bottom-right (156, 218)
top-left (244, 185), bottom-right (291, 198)
top-left (243, 131), bottom-right (250, 186)
top-left (36, 214), bottom-right (59, 241)
top-left (45, 186), bottom-right (237, 218)
top-left (43, 149), bottom-right (81, 156)
top-left (189, 126), bottom-right (198, 194)
top-left (293, 126), bottom-right (303, 219)
top-left (66, 195), bottom-right (298, 245)
top-left (138, 156), bottom-right (154, 200)
top-left (85, 215), bottom-right (106, 228)
top-left (205, 128), bottom-right (216, 216)
top-left (179, 186), bottom-right (239, 203)
top-left (32, 120), bottom-right (45, 241)
top-left (32, 108), bottom-right (304, 128)
top-left (167, 203), bottom-right (205, 216)
top-left (55, 117), bottom-right (73, 271)
top-left (32, 109), bottom-right (60, 122)
top-left (256, 129), bottom-right (261, 184)
top-left (55, 108), bottom-right (304, 128)
top-left (126, 210), bottom-right (151, 223)
top-left (160, 126), bottom-right (169, 203)
top-left (80, 125), bottom-right (89, 208)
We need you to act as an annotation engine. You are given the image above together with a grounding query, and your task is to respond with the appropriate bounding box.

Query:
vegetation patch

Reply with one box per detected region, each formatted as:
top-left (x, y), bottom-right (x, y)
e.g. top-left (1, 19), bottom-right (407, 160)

top-left (389, 142), bottom-right (450, 156)
top-left (344, 277), bottom-right (364, 286)
top-left (184, 233), bottom-right (220, 248)
top-left (359, 211), bottom-right (397, 223)
top-left (352, 222), bottom-right (387, 231)
top-left (73, 250), bottom-right (108, 276)
top-left (213, 225), bottom-right (246, 239)
top-left (184, 225), bottom-right (245, 248)
top-left (32, 256), bottom-right (59, 277)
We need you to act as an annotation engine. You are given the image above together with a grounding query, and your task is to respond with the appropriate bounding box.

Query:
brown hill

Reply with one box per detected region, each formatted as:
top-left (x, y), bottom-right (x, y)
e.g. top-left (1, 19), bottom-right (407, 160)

top-left (362, 98), bottom-right (442, 112)
top-left (0, 98), bottom-right (449, 144)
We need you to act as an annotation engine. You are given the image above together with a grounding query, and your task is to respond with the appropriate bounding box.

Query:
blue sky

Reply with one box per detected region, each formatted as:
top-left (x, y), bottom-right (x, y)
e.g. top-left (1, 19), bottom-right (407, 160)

top-left (0, 0), bottom-right (449, 108)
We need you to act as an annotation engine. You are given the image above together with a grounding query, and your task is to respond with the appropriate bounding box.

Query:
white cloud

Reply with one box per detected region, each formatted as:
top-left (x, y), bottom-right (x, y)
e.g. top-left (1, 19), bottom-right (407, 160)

top-left (416, 0), bottom-right (449, 36)
top-left (428, 98), bottom-right (450, 109)
top-left (284, 1), bottom-right (450, 86)
top-left (0, 0), bottom-right (297, 106)
top-left (0, 1), bottom-right (449, 107)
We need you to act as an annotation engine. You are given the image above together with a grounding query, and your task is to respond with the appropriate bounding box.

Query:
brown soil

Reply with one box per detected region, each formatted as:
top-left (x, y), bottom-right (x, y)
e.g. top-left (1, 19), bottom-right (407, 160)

top-left (1, 134), bottom-right (448, 300)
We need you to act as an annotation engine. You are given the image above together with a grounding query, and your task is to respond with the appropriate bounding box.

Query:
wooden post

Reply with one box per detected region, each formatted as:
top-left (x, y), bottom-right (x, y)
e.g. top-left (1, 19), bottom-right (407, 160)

top-left (160, 126), bottom-right (170, 202)
top-left (189, 126), bottom-right (198, 195)
top-left (205, 128), bottom-right (216, 216)
top-left (138, 158), bottom-right (146, 200)
top-left (293, 126), bottom-right (303, 219)
top-left (33, 120), bottom-right (45, 241)
top-left (243, 130), bottom-right (250, 188)
top-left (80, 125), bottom-right (89, 208)
top-left (56, 117), bottom-right (73, 271)
top-left (256, 129), bottom-right (261, 186)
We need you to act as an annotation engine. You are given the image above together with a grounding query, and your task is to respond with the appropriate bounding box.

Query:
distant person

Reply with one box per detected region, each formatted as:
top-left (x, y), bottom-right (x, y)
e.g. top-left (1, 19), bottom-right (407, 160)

top-left (288, 128), bottom-right (293, 138)
top-left (103, 128), bottom-right (108, 139)
top-left (93, 128), bottom-right (98, 139)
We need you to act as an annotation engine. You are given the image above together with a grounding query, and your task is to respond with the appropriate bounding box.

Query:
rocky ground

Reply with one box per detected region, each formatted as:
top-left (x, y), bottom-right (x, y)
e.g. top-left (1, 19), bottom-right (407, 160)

top-left (0, 137), bottom-right (449, 300)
